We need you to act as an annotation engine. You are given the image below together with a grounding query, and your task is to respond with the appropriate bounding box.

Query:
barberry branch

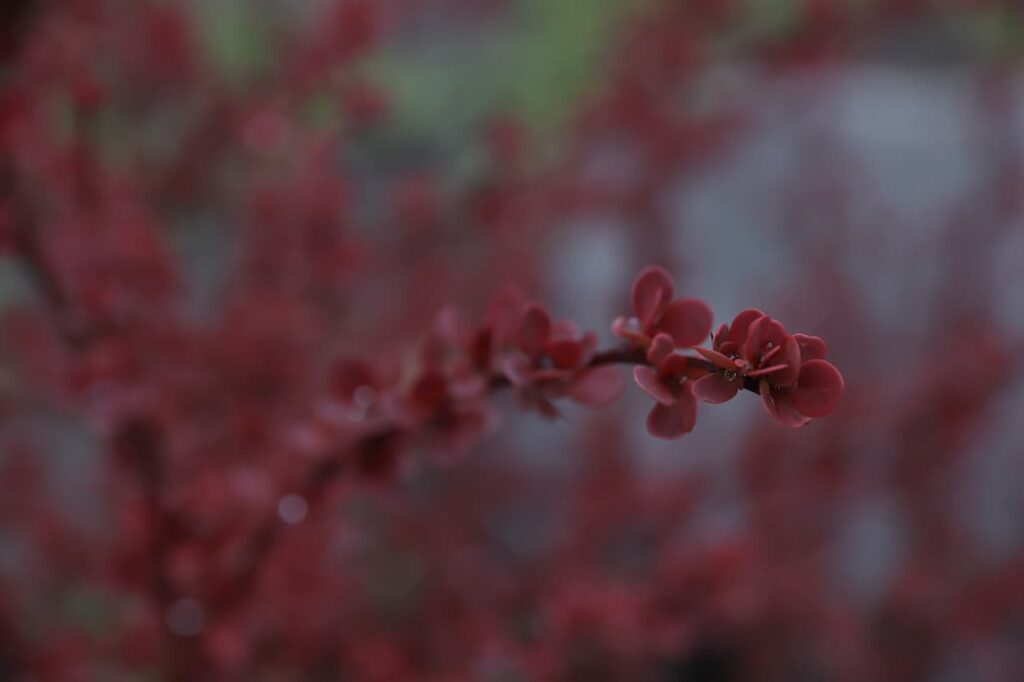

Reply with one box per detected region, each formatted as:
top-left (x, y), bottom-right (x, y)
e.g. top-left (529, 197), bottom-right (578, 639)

top-left (216, 342), bottom-right (767, 615)
top-left (9, 215), bottom-right (843, 643)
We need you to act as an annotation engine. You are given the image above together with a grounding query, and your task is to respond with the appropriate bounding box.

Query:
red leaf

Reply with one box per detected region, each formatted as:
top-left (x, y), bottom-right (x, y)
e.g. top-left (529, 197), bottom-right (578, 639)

top-left (792, 359), bottom-right (844, 417)
top-left (793, 333), bottom-right (828, 362)
top-left (658, 298), bottom-right (713, 348)
top-left (646, 389), bottom-right (696, 439)
top-left (517, 303), bottom-right (551, 356)
top-left (568, 366), bottom-right (624, 408)
top-left (632, 266), bottom-right (674, 329)
top-left (633, 365), bottom-right (675, 405)
top-left (692, 373), bottom-right (739, 404)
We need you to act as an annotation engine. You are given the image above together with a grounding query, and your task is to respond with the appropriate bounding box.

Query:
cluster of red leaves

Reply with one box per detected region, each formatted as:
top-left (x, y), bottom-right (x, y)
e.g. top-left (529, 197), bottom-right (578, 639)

top-left (616, 267), bottom-right (843, 438)
top-left (322, 266), bottom-right (843, 474)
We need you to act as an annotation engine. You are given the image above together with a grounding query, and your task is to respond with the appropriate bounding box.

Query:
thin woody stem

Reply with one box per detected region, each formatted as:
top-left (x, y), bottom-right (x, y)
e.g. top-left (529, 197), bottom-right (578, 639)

top-left (589, 345), bottom-right (761, 393)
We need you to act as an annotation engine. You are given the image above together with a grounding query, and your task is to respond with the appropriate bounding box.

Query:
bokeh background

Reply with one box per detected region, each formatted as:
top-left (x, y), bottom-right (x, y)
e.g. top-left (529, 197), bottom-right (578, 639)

top-left (2, 1), bottom-right (1024, 680)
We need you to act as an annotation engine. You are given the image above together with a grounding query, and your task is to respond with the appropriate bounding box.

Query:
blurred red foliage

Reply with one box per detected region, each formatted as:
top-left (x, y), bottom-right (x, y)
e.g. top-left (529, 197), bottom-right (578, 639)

top-left (1, 1), bottom-right (1023, 681)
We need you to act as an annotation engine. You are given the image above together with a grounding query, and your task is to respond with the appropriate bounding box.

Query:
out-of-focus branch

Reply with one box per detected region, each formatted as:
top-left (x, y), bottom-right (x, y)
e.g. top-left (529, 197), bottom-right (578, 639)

top-left (2, 168), bottom-right (67, 312)
top-left (215, 344), bottom-right (758, 615)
